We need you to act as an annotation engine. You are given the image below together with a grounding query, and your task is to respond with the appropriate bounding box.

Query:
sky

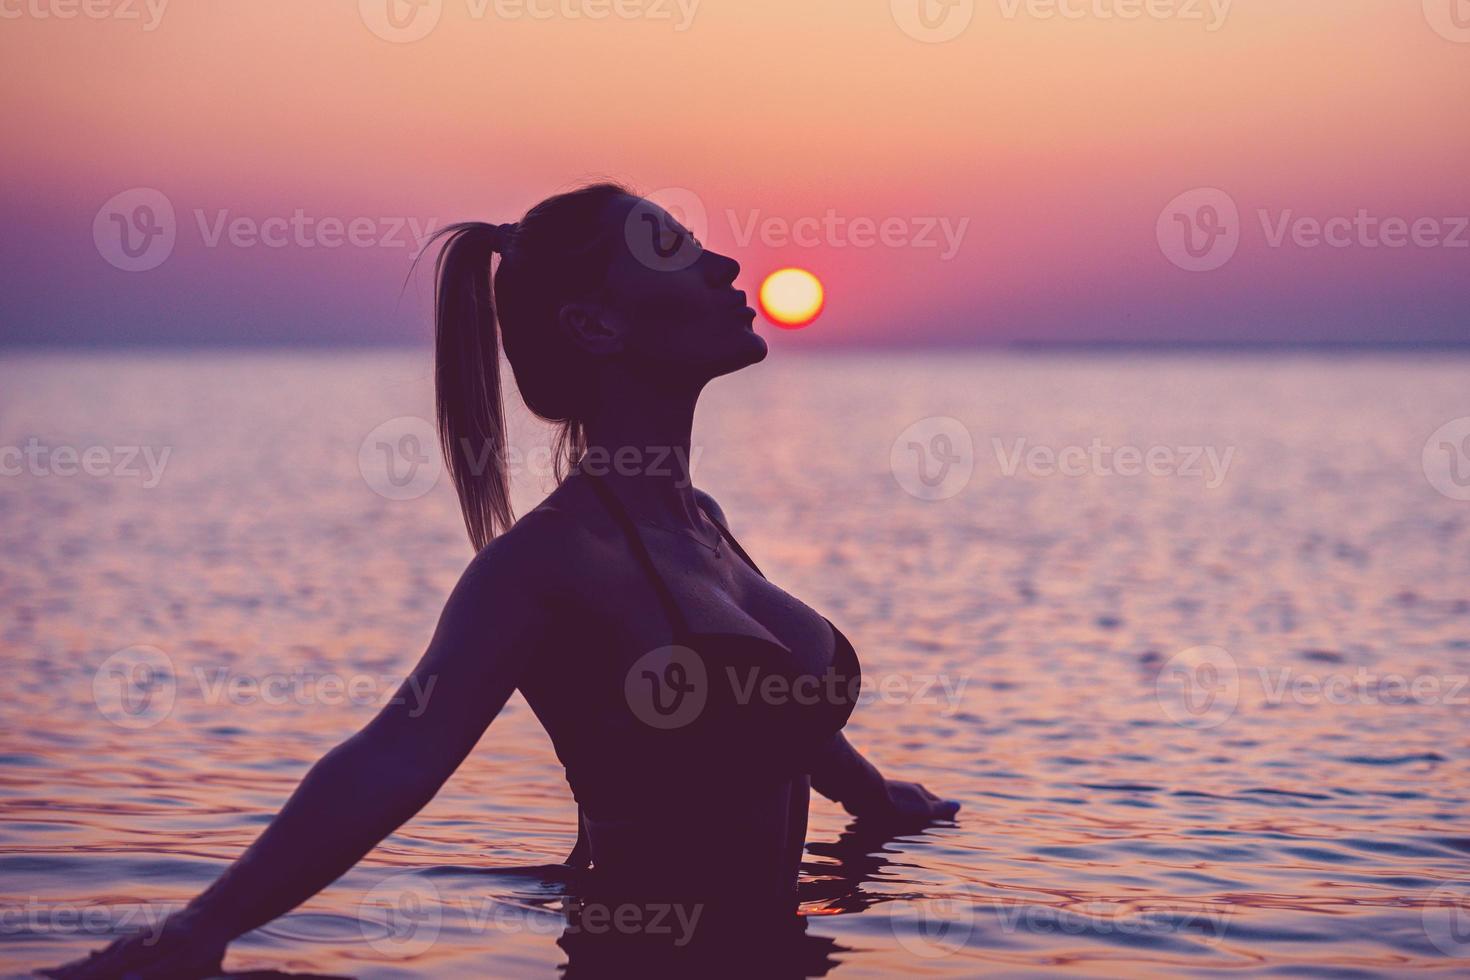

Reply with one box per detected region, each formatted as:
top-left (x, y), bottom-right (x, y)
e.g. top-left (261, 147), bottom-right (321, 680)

top-left (0, 0), bottom-right (1466, 348)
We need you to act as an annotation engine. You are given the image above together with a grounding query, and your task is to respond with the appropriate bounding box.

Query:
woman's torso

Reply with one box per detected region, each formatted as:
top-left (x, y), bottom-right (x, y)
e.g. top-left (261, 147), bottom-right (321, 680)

top-left (515, 471), bottom-right (859, 908)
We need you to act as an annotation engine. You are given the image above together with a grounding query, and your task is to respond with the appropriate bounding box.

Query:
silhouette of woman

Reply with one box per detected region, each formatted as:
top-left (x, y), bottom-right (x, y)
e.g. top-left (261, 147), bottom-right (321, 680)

top-left (42, 183), bottom-right (959, 979)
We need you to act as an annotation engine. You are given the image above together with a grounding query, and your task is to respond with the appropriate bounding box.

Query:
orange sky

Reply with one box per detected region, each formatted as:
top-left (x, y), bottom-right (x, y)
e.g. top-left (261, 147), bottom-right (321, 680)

top-left (2, 0), bottom-right (1466, 345)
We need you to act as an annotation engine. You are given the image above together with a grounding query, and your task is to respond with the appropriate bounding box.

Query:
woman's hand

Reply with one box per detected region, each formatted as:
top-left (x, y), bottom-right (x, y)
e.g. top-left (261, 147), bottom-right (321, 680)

top-left (37, 908), bottom-right (231, 980)
top-left (849, 779), bottom-right (961, 824)
top-left (810, 734), bottom-right (961, 825)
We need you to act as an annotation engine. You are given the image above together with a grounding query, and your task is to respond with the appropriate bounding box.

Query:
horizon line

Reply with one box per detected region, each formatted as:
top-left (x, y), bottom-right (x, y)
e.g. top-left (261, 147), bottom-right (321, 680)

top-left (3, 339), bottom-right (1469, 355)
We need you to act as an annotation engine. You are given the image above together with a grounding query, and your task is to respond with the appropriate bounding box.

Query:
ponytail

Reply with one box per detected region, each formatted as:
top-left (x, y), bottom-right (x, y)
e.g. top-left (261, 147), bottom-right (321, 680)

top-left (413, 184), bottom-right (630, 551)
top-left (425, 222), bottom-right (514, 552)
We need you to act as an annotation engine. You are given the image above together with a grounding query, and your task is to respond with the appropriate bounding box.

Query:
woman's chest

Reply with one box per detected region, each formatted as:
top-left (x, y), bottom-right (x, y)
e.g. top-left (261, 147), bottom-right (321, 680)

top-left (586, 533), bottom-right (836, 678)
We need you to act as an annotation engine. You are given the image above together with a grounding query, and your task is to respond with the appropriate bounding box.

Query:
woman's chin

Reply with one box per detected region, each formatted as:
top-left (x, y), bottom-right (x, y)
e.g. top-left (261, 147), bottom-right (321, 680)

top-left (743, 331), bottom-right (770, 364)
top-left (708, 333), bottom-right (768, 380)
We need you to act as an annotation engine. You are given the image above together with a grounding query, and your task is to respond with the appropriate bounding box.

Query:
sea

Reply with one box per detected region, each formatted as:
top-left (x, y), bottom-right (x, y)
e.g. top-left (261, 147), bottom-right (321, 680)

top-left (1, 348), bottom-right (1467, 977)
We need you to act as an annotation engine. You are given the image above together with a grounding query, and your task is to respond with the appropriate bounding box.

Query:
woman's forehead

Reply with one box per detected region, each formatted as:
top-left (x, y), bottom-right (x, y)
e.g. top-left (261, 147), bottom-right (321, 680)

top-left (609, 194), bottom-right (689, 234)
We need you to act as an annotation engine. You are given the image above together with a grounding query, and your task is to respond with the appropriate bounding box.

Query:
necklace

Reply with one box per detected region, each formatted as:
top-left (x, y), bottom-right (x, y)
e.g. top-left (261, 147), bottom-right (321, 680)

top-left (636, 518), bottom-right (723, 556)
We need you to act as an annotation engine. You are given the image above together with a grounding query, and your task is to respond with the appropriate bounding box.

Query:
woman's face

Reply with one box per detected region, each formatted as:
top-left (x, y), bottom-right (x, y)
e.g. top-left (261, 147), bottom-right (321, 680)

top-left (590, 194), bottom-right (768, 383)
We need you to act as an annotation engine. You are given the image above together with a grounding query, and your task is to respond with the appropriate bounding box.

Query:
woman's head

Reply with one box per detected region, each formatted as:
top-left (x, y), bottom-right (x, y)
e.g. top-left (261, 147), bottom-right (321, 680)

top-left (425, 182), bottom-right (764, 549)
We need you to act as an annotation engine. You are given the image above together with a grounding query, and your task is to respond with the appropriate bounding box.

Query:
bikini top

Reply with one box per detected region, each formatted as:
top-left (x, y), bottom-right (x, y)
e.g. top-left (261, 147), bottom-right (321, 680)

top-left (554, 469), bottom-right (863, 828)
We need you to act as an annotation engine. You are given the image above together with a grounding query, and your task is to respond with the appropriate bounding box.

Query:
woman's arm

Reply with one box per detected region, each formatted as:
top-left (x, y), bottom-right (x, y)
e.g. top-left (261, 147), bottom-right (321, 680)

top-left (186, 528), bottom-right (551, 935)
top-left (811, 732), bottom-right (961, 823)
top-left (43, 515), bottom-right (561, 978)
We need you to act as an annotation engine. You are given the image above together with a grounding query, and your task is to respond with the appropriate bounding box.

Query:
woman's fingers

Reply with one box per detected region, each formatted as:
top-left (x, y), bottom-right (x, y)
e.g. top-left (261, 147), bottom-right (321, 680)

top-left (910, 782), bottom-right (960, 816)
top-left (905, 782), bottom-right (960, 818)
top-left (934, 798), bottom-right (961, 818)
top-left (38, 924), bottom-right (225, 980)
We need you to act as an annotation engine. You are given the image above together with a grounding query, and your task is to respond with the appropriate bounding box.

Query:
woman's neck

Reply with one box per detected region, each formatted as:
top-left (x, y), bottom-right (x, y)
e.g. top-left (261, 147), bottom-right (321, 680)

top-left (579, 375), bottom-right (705, 528)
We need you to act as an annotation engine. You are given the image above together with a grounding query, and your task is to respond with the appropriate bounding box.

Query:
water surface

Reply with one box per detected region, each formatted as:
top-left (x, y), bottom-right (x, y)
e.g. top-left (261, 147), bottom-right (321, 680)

top-left (1, 350), bottom-right (1468, 977)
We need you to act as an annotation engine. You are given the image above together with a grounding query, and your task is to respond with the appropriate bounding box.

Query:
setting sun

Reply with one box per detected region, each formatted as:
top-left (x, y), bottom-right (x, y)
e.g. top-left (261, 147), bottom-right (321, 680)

top-left (758, 268), bottom-right (825, 329)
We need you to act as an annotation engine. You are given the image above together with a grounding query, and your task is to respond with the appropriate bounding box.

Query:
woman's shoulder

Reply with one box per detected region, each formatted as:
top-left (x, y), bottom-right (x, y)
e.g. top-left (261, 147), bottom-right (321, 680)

top-left (692, 486), bottom-right (728, 527)
top-left (460, 478), bottom-right (614, 591)
top-left (462, 477), bottom-right (731, 592)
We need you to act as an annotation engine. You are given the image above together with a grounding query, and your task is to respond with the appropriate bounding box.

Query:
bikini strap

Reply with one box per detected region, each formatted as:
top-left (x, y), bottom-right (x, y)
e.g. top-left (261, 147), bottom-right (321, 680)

top-left (578, 467), bottom-right (768, 612)
top-left (694, 500), bottom-right (767, 580)
top-left (577, 468), bottom-right (692, 636)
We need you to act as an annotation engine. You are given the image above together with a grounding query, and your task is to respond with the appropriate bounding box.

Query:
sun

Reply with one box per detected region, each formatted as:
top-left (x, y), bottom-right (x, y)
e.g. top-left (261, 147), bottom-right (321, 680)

top-left (758, 268), bottom-right (825, 329)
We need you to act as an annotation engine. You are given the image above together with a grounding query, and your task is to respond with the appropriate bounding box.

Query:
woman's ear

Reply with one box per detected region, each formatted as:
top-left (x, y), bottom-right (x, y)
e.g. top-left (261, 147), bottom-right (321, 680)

top-left (558, 302), bottom-right (626, 356)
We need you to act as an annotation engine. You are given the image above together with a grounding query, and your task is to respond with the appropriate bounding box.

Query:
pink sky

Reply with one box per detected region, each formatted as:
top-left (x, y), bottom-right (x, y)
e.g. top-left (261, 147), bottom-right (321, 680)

top-left (1, 0), bottom-right (1466, 346)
